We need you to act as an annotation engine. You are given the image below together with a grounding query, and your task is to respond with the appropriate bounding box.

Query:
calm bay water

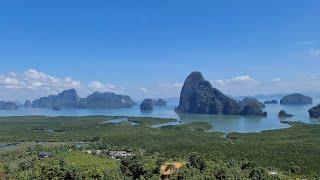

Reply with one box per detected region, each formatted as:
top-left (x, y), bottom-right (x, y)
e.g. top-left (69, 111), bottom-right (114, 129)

top-left (1, 99), bottom-right (319, 133)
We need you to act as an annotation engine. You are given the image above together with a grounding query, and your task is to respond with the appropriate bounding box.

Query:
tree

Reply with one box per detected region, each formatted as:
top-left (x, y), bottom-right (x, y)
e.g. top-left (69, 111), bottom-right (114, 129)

top-left (188, 153), bottom-right (207, 172)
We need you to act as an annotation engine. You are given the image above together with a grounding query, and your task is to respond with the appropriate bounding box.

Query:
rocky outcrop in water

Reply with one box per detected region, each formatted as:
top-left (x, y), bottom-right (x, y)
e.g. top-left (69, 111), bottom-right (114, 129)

top-left (240, 104), bottom-right (267, 116)
top-left (140, 99), bottom-right (154, 111)
top-left (153, 99), bottom-right (167, 106)
top-left (239, 97), bottom-right (265, 109)
top-left (176, 72), bottom-right (241, 115)
top-left (278, 110), bottom-right (293, 117)
top-left (280, 93), bottom-right (312, 105)
top-left (0, 101), bottom-right (18, 110)
top-left (81, 92), bottom-right (135, 108)
top-left (32, 89), bottom-right (80, 108)
top-left (308, 104), bottom-right (320, 119)
top-left (264, 100), bottom-right (278, 104)
top-left (24, 100), bottom-right (32, 108)
top-left (32, 89), bottom-right (135, 109)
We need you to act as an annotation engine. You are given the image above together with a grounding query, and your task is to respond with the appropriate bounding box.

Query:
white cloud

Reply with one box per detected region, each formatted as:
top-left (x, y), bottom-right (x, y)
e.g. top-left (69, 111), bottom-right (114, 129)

top-left (88, 81), bottom-right (118, 93)
top-left (211, 75), bottom-right (260, 96)
top-left (4, 69), bottom-right (320, 101)
top-left (0, 76), bottom-right (21, 87)
top-left (139, 87), bottom-right (148, 93)
top-left (212, 74), bottom-right (320, 96)
top-left (106, 84), bottom-right (116, 89)
top-left (88, 81), bottom-right (105, 91)
top-left (63, 77), bottom-right (81, 88)
top-left (229, 75), bottom-right (258, 84)
top-left (213, 75), bottom-right (259, 87)
top-left (21, 69), bottom-right (81, 90)
top-left (272, 78), bottom-right (281, 83)
top-left (156, 82), bottom-right (183, 89)
top-left (214, 80), bottom-right (225, 86)
top-left (308, 49), bottom-right (320, 57)
top-left (297, 41), bottom-right (313, 45)
top-left (0, 69), bottom-right (82, 100)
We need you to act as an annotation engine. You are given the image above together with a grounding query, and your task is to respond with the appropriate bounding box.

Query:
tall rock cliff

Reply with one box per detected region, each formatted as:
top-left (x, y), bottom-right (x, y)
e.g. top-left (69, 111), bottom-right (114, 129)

top-left (32, 89), bottom-right (80, 108)
top-left (81, 92), bottom-right (135, 108)
top-left (176, 72), bottom-right (241, 115)
top-left (32, 89), bottom-right (135, 109)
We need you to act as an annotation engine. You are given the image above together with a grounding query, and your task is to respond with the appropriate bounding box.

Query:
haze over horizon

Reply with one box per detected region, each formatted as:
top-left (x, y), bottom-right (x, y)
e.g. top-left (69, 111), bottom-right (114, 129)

top-left (1, 0), bottom-right (320, 101)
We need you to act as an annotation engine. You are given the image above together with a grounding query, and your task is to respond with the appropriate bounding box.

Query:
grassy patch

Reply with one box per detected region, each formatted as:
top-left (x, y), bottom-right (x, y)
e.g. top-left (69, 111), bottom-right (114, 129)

top-left (127, 117), bottom-right (177, 126)
top-left (161, 122), bottom-right (213, 132)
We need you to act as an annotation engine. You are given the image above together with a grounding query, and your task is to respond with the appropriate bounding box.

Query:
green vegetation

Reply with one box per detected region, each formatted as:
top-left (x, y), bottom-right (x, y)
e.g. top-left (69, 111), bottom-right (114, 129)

top-left (161, 122), bottom-right (213, 132)
top-left (127, 117), bottom-right (177, 126)
top-left (56, 151), bottom-right (122, 179)
top-left (0, 116), bottom-right (320, 179)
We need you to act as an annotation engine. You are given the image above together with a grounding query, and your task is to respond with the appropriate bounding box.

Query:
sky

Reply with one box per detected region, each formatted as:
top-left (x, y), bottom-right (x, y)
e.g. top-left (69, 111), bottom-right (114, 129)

top-left (0, 0), bottom-right (320, 101)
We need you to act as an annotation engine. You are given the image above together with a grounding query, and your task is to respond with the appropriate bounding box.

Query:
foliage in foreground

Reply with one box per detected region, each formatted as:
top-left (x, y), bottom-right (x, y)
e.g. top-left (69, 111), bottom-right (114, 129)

top-left (0, 144), bottom-right (300, 179)
top-left (0, 116), bottom-right (320, 179)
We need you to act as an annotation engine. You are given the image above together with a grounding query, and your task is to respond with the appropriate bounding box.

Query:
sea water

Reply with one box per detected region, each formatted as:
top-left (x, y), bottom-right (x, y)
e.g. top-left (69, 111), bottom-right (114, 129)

top-left (1, 98), bottom-right (319, 133)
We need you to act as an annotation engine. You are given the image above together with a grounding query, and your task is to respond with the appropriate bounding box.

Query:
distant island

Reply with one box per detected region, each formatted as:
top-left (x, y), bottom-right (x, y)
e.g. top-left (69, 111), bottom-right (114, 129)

top-left (264, 100), bottom-right (278, 104)
top-left (239, 97), bottom-right (265, 109)
top-left (140, 98), bottom-right (167, 112)
top-left (309, 104), bottom-right (320, 119)
top-left (280, 93), bottom-right (313, 105)
top-left (0, 101), bottom-right (18, 110)
top-left (278, 110), bottom-right (293, 118)
top-left (140, 99), bottom-right (154, 111)
top-left (176, 72), bottom-right (266, 116)
top-left (24, 100), bottom-right (32, 108)
top-left (153, 98), bottom-right (167, 106)
top-left (31, 89), bottom-right (135, 109)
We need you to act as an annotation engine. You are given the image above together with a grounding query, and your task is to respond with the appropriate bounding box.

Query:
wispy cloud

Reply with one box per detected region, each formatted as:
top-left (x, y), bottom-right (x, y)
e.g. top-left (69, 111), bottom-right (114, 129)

top-left (308, 49), bottom-right (320, 57)
top-left (297, 41), bottom-right (313, 45)
top-left (156, 82), bottom-right (183, 89)
top-left (272, 78), bottom-right (281, 83)
top-left (88, 81), bottom-right (117, 92)
top-left (139, 87), bottom-right (148, 93)
top-left (0, 69), bottom-right (82, 101)
top-left (213, 75), bottom-right (259, 87)
top-left (0, 69), bottom-right (80, 91)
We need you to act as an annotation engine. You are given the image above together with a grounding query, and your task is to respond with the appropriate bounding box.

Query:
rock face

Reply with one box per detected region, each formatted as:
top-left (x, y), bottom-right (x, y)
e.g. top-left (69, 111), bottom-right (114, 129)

top-left (264, 100), bottom-right (278, 104)
top-left (32, 89), bottom-right (135, 109)
top-left (24, 100), bottom-right (32, 108)
top-left (176, 72), bottom-right (241, 115)
top-left (52, 106), bottom-right (61, 111)
top-left (280, 93), bottom-right (313, 105)
top-left (153, 99), bottom-right (167, 106)
top-left (140, 99), bottom-right (154, 111)
top-left (309, 104), bottom-right (320, 119)
top-left (240, 104), bottom-right (267, 116)
top-left (32, 89), bottom-right (80, 108)
top-left (239, 97), bottom-right (265, 109)
top-left (81, 92), bottom-right (135, 108)
top-left (278, 110), bottom-right (293, 117)
top-left (0, 102), bottom-right (18, 110)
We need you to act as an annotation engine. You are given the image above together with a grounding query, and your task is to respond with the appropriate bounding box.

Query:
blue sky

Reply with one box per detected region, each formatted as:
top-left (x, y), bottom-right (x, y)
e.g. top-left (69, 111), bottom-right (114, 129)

top-left (0, 0), bottom-right (320, 101)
